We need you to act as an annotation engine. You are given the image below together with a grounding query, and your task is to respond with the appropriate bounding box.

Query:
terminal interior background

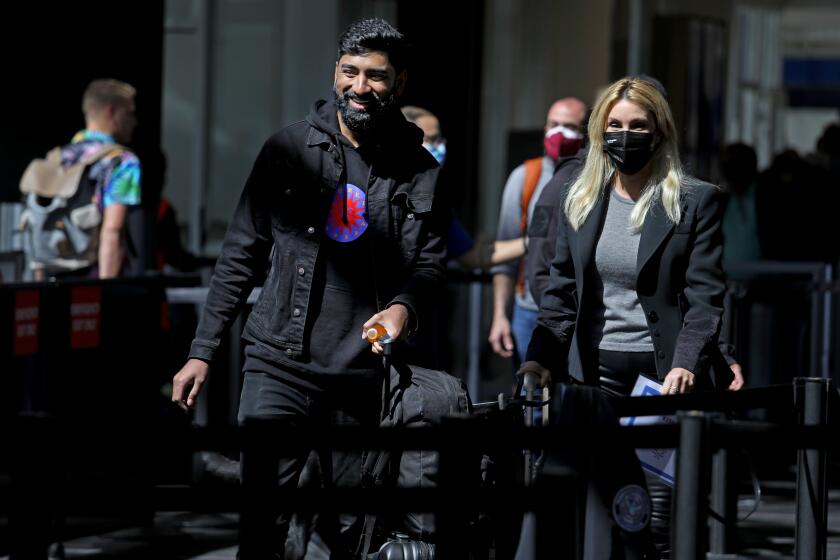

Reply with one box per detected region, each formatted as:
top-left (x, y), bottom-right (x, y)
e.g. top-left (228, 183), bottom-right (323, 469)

top-left (1, 0), bottom-right (840, 555)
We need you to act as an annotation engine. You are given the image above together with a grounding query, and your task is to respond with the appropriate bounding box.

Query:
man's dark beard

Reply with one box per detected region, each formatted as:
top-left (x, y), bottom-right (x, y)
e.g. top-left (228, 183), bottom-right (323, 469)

top-left (334, 88), bottom-right (396, 136)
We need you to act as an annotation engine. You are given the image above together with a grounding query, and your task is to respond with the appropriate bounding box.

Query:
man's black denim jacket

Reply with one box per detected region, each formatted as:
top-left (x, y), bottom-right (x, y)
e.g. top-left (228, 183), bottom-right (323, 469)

top-left (189, 100), bottom-right (446, 365)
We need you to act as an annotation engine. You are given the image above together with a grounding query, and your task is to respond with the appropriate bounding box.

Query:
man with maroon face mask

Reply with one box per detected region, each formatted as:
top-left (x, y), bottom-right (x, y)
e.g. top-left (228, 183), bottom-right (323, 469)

top-left (489, 98), bottom-right (587, 368)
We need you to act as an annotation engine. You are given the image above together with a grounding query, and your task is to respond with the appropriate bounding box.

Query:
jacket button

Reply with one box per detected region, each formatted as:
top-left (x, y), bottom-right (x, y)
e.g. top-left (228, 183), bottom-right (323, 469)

top-left (293, 308), bottom-right (301, 317)
top-left (658, 351), bottom-right (666, 359)
top-left (285, 348), bottom-right (293, 356)
top-left (307, 226), bottom-right (315, 235)
top-left (648, 311), bottom-right (659, 322)
top-left (285, 189), bottom-right (292, 196)
top-left (653, 329), bottom-right (661, 337)
top-left (407, 213), bottom-right (414, 220)
top-left (298, 267), bottom-right (305, 276)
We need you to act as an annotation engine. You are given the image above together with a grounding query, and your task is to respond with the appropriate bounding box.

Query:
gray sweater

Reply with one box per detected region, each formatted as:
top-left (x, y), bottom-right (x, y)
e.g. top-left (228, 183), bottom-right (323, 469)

top-left (590, 189), bottom-right (654, 352)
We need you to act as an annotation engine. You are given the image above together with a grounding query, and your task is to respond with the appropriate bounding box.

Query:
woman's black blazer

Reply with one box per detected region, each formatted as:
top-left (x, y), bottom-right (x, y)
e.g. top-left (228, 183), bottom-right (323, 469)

top-left (526, 178), bottom-right (728, 387)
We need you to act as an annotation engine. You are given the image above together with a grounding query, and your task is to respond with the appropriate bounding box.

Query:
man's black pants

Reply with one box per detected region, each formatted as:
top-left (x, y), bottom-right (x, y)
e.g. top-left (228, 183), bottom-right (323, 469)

top-left (236, 365), bottom-right (379, 560)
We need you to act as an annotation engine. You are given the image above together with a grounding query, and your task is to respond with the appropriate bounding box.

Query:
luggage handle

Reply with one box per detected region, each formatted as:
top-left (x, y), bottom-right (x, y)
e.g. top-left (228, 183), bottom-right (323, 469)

top-left (367, 323), bottom-right (395, 422)
top-left (358, 323), bottom-right (396, 558)
top-left (512, 371), bottom-right (553, 409)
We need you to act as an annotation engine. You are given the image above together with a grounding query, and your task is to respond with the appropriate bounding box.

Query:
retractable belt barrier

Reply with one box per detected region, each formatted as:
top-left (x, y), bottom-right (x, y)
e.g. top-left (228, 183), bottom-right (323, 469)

top-left (6, 414), bottom-right (836, 456)
top-left (3, 374), bottom-right (834, 559)
top-left (3, 275), bottom-right (834, 559)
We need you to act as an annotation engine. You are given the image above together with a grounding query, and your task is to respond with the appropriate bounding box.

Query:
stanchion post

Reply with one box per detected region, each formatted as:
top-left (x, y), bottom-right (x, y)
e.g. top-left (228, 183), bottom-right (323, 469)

top-left (794, 377), bottom-right (829, 560)
top-left (436, 416), bottom-right (478, 559)
top-left (9, 416), bottom-right (60, 560)
top-left (466, 279), bottom-right (482, 400)
top-left (672, 411), bottom-right (711, 560)
top-left (709, 438), bottom-right (738, 559)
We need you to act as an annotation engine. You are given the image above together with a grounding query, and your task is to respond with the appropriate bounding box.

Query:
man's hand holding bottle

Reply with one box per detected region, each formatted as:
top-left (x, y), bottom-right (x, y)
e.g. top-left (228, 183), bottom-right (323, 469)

top-left (362, 304), bottom-right (409, 354)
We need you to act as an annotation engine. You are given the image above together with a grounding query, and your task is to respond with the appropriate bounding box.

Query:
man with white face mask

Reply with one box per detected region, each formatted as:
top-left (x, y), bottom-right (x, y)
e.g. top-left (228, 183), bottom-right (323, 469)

top-left (489, 97), bottom-right (587, 367)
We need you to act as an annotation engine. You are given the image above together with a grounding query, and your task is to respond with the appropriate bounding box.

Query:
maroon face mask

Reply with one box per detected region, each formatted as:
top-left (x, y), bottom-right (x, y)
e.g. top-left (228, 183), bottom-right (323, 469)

top-left (544, 125), bottom-right (584, 160)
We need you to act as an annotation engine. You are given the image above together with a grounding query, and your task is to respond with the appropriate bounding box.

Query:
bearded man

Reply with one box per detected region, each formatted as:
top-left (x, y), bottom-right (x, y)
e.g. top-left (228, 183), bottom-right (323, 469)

top-left (170, 17), bottom-right (446, 559)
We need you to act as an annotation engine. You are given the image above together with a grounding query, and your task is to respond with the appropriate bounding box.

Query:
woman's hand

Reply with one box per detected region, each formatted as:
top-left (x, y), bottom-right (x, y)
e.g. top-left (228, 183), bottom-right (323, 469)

top-left (516, 361), bottom-right (553, 389)
top-left (661, 367), bottom-right (695, 395)
top-left (728, 362), bottom-right (745, 391)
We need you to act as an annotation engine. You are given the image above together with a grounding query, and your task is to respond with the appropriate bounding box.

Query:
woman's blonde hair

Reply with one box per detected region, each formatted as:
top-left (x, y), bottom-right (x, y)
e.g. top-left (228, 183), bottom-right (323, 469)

top-left (564, 77), bottom-right (684, 231)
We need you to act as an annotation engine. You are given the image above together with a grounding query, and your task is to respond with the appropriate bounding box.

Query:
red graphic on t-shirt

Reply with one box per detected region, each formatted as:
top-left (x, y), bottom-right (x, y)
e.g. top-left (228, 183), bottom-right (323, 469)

top-left (325, 183), bottom-right (368, 242)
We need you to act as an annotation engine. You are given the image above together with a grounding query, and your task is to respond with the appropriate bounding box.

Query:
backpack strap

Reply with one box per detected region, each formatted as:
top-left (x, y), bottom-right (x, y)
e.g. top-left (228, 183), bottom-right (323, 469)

top-left (519, 157), bottom-right (544, 234)
top-left (358, 406), bottom-right (398, 557)
top-left (516, 157), bottom-right (544, 296)
top-left (358, 448), bottom-right (392, 557)
top-left (20, 143), bottom-right (123, 198)
top-left (78, 143), bottom-right (123, 164)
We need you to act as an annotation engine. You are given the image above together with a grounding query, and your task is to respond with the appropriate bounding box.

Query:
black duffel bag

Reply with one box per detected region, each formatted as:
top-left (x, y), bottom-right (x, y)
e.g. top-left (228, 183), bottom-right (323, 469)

top-left (358, 360), bottom-right (472, 559)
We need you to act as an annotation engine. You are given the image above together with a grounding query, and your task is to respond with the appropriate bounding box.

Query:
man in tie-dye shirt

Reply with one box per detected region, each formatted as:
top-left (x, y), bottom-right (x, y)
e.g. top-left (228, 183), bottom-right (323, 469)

top-left (60, 79), bottom-right (141, 278)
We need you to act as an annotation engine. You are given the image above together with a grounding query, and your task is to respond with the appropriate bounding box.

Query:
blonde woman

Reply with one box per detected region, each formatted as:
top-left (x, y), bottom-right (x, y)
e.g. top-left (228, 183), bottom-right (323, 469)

top-left (519, 77), bottom-right (727, 558)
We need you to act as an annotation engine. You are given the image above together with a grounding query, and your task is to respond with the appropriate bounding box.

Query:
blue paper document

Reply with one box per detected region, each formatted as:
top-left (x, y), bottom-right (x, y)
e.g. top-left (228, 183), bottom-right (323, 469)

top-left (619, 375), bottom-right (676, 487)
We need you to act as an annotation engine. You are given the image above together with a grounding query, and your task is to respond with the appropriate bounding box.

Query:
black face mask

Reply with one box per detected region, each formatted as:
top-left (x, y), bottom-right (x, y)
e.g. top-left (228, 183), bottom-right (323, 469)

top-left (603, 131), bottom-right (657, 175)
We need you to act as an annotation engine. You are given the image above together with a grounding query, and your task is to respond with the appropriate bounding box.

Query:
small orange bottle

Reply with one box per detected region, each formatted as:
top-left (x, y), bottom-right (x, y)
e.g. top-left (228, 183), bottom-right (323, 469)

top-left (365, 323), bottom-right (388, 343)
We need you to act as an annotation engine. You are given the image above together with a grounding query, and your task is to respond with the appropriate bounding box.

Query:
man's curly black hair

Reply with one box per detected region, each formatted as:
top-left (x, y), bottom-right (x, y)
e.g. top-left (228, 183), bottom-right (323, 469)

top-left (337, 17), bottom-right (409, 73)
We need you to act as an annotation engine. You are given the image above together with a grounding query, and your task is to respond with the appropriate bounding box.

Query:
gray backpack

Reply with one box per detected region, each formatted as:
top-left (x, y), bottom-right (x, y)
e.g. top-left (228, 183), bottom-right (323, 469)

top-left (18, 144), bottom-right (119, 274)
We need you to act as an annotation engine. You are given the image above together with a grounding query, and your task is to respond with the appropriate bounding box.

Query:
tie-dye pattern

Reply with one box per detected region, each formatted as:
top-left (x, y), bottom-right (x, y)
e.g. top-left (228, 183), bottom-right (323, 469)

top-left (63, 130), bottom-right (142, 208)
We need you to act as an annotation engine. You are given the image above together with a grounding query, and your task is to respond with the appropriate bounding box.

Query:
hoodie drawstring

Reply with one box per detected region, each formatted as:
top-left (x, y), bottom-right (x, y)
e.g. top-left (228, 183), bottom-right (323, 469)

top-left (332, 137), bottom-right (349, 225)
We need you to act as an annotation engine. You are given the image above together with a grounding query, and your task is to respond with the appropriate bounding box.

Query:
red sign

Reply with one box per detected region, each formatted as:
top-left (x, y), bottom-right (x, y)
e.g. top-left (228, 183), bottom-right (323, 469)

top-left (14, 290), bottom-right (39, 356)
top-left (70, 286), bottom-right (102, 349)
